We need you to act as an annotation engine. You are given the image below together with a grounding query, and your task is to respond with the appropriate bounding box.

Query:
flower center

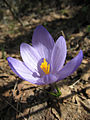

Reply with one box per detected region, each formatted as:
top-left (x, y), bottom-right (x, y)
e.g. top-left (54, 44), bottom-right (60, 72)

top-left (40, 58), bottom-right (50, 75)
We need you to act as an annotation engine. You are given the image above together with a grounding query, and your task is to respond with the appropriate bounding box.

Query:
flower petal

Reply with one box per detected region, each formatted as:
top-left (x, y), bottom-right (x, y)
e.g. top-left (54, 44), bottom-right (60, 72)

top-left (20, 43), bottom-right (41, 73)
top-left (51, 36), bottom-right (67, 73)
top-left (36, 73), bottom-right (57, 85)
top-left (32, 25), bottom-right (54, 61)
top-left (57, 50), bottom-right (83, 81)
top-left (7, 57), bottom-right (40, 84)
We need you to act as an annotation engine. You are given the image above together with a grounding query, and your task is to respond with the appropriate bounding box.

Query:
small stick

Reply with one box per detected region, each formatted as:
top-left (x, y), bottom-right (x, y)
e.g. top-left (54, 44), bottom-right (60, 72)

top-left (2, 96), bottom-right (27, 120)
top-left (69, 79), bottom-right (81, 88)
top-left (61, 30), bottom-right (65, 38)
top-left (3, 0), bottom-right (23, 26)
top-left (13, 81), bottom-right (18, 91)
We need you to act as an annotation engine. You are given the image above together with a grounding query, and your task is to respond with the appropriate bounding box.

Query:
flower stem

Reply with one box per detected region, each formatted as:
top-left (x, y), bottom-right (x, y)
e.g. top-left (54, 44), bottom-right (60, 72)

top-left (48, 83), bottom-right (62, 97)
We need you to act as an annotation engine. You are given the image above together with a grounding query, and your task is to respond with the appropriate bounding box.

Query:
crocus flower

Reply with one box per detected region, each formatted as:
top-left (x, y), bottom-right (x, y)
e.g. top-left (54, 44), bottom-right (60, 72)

top-left (7, 25), bottom-right (83, 85)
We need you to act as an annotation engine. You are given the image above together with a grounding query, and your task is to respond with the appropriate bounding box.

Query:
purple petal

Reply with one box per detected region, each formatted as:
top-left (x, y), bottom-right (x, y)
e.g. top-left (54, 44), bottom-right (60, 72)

top-left (36, 73), bottom-right (58, 85)
top-left (51, 36), bottom-right (67, 73)
top-left (57, 50), bottom-right (83, 81)
top-left (20, 43), bottom-right (41, 73)
top-left (48, 74), bottom-right (58, 84)
top-left (32, 25), bottom-right (54, 61)
top-left (7, 57), bottom-right (40, 84)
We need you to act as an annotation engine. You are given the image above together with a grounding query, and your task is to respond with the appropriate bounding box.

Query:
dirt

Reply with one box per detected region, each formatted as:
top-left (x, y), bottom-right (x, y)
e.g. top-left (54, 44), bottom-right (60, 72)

top-left (0, 1), bottom-right (90, 120)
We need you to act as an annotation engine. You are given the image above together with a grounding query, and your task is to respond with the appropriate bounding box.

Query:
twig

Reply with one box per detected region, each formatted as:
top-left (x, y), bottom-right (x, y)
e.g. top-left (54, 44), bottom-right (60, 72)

top-left (3, 0), bottom-right (23, 26)
top-left (13, 81), bottom-right (18, 92)
top-left (61, 30), bottom-right (65, 38)
top-left (69, 79), bottom-right (81, 88)
top-left (79, 98), bottom-right (90, 112)
top-left (77, 95), bottom-right (90, 112)
top-left (1, 96), bottom-right (27, 120)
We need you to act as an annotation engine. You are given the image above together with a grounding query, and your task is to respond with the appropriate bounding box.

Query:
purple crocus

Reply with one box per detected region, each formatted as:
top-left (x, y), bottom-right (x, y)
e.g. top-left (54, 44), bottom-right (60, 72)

top-left (7, 25), bottom-right (83, 85)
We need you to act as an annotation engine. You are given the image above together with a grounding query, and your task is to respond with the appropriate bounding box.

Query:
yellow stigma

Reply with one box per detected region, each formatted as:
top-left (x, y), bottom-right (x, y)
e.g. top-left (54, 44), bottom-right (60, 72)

top-left (40, 58), bottom-right (50, 75)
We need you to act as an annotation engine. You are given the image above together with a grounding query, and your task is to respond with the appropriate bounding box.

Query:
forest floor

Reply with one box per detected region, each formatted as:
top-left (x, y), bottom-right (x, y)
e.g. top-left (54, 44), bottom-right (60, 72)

top-left (0, 2), bottom-right (90, 120)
